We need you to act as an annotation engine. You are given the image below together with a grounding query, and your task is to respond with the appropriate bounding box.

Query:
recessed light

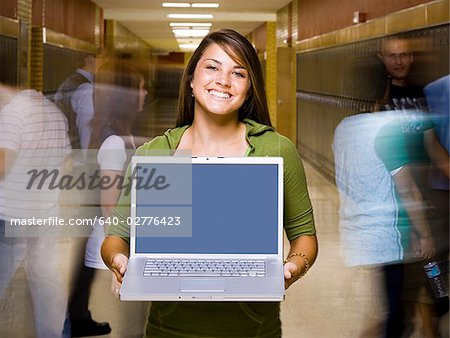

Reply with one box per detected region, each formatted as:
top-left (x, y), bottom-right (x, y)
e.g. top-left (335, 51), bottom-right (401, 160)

top-left (162, 2), bottom-right (190, 7)
top-left (173, 27), bottom-right (209, 31)
top-left (170, 22), bottom-right (212, 27)
top-left (167, 14), bottom-right (214, 19)
top-left (191, 3), bottom-right (220, 8)
top-left (179, 43), bottom-right (200, 50)
top-left (173, 29), bottom-right (210, 37)
top-left (176, 38), bottom-right (203, 45)
top-left (162, 2), bottom-right (220, 8)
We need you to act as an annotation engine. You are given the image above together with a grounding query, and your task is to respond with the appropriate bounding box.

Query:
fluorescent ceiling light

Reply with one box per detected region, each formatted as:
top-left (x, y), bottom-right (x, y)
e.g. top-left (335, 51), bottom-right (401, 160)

top-left (176, 40), bottom-right (203, 47)
top-left (191, 3), bottom-right (220, 8)
top-left (173, 27), bottom-right (210, 31)
top-left (170, 22), bottom-right (212, 27)
top-left (179, 43), bottom-right (200, 50)
top-left (167, 14), bottom-right (213, 19)
top-left (173, 29), bottom-right (210, 37)
top-left (162, 2), bottom-right (190, 7)
top-left (176, 38), bottom-right (203, 43)
top-left (162, 2), bottom-right (220, 8)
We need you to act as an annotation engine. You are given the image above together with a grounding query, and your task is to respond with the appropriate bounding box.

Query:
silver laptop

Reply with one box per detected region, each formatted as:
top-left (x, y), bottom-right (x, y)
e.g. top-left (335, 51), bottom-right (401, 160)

top-left (120, 156), bottom-right (284, 301)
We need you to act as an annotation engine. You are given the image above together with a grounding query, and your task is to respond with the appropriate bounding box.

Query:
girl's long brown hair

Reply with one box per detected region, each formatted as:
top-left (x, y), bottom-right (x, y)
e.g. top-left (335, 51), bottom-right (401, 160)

top-left (176, 29), bottom-right (272, 127)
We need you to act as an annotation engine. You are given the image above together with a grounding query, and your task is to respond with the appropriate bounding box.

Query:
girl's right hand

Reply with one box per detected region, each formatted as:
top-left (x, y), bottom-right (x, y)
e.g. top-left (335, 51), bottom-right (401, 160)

top-left (111, 253), bottom-right (128, 284)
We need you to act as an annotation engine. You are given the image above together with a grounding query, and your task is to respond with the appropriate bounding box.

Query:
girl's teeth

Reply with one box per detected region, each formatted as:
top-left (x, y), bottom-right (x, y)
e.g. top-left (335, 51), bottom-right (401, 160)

top-left (210, 90), bottom-right (230, 99)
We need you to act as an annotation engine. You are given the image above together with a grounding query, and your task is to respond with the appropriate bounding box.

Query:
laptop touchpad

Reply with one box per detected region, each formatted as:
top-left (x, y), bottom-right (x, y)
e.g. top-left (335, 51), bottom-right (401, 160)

top-left (180, 279), bottom-right (226, 292)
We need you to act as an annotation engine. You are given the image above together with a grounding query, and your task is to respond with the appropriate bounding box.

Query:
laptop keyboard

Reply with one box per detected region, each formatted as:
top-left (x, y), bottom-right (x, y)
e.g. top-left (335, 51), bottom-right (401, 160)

top-left (143, 259), bottom-right (266, 277)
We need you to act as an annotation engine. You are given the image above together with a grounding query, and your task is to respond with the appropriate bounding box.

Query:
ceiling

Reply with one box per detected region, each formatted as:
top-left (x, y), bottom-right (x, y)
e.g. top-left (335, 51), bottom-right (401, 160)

top-left (91, 0), bottom-right (292, 53)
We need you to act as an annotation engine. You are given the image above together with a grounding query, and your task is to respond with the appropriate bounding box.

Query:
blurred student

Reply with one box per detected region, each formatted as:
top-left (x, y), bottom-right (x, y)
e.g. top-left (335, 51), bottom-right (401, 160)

top-left (420, 75), bottom-right (450, 336)
top-left (54, 51), bottom-right (106, 150)
top-left (423, 74), bottom-right (450, 257)
top-left (376, 36), bottom-right (448, 185)
top-left (0, 87), bottom-right (71, 337)
top-left (333, 110), bottom-right (435, 337)
top-left (85, 61), bottom-right (146, 269)
top-left (377, 37), bottom-right (425, 111)
top-left (55, 51), bottom-right (112, 336)
top-left (377, 37), bottom-right (449, 335)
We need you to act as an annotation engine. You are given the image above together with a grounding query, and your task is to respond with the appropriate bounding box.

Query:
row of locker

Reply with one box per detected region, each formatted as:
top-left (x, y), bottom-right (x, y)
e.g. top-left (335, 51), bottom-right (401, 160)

top-left (296, 24), bottom-right (449, 99)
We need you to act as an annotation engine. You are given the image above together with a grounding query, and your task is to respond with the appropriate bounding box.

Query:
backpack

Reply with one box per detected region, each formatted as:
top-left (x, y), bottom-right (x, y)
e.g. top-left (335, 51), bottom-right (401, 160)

top-left (54, 72), bottom-right (90, 149)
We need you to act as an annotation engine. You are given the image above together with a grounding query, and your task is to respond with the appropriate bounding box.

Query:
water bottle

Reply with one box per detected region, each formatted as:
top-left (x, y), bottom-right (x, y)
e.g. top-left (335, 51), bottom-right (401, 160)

top-left (423, 261), bottom-right (448, 299)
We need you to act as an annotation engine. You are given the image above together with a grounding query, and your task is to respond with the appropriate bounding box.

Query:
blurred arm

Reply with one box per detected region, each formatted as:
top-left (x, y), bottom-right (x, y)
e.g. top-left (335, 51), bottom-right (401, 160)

top-left (100, 169), bottom-right (123, 219)
top-left (0, 149), bottom-right (4, 178)
top-left (393, 166), bottom-right (434, 260)
top-left (0, 148), bottom-right (16, 178)
top-left (424, 129), bottom-right (450, 179)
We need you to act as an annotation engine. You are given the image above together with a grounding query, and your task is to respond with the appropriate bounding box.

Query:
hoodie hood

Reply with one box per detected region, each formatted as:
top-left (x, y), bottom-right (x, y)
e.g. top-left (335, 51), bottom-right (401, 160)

top-left (162, 124), bottom-right (190, 150)
top-left (243, 118), bottom-right (274, 136)
top-left (161, 118), bottom-right (274, 151)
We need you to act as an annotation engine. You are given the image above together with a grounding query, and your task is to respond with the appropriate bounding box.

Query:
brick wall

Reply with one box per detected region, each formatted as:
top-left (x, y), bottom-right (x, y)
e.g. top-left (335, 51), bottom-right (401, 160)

top-left (17, 0), bottom-right (32, 22)
top-left (30, 27), bottom-right (43, 91)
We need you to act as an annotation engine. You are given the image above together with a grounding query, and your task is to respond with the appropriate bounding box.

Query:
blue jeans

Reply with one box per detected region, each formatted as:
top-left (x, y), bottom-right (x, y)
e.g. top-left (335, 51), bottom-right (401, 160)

top-left (0, 219), bottom-right (68, 338)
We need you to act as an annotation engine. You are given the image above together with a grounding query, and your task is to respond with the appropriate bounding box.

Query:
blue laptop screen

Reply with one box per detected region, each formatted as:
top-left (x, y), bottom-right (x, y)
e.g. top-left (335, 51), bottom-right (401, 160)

top-left (134, 163), bottom-right (279, 254)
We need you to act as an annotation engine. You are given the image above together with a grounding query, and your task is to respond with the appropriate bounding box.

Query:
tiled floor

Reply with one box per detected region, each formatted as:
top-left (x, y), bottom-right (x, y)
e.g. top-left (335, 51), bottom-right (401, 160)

top-left (0, 161), bottom-right (432, 338)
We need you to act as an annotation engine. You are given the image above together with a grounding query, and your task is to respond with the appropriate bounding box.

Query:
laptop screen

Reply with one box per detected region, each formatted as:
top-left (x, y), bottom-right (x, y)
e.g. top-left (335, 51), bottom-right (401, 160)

top-left (134, 163), bottom-right (279, 254)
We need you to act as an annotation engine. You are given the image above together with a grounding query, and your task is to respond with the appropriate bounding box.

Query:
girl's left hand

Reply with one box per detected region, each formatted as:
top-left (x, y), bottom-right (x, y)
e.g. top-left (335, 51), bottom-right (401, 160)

top-left (284, 261), bottom-right (300, 290)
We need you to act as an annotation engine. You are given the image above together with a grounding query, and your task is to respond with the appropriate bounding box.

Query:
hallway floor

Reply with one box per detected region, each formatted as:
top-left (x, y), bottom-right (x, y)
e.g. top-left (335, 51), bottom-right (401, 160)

top-left (3, 160), bottom-right (444, 337)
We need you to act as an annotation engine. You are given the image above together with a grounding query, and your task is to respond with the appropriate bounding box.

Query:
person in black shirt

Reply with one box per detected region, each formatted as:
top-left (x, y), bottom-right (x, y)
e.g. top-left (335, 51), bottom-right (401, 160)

top-left (377, 36), bottom-right (449, 337)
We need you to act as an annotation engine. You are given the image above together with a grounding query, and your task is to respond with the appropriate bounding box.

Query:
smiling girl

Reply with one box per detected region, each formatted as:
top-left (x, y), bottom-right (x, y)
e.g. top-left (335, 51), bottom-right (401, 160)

top-left (102, 29), bottom-right (317, 338)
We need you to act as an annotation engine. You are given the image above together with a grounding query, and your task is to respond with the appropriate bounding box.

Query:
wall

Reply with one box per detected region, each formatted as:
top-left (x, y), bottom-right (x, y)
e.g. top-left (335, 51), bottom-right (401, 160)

top-left (250, 23), bottom-right (268, 55)
top-left (103, 20), bottom-right (157, 137)
top-left (32, 0), bottom-right (99, 45)
top-left (104, 20), bottom-right (155, 87)
top-left (0, 0), bottom-right (17, 18)
top-left (296, 0), bottom-right (449, 178)
top-left (0, 0), bottom-right (101, 88)
top-left (0, 2), bottom-right (21, 86)
top-left (247, 23), bottom-right (278, 127)
top-left (298, 0), bottom-right (429, 40)
top-left (274, 1), bottom-right (297, 142)
top-left (0, 35), bottom-right (18, 85)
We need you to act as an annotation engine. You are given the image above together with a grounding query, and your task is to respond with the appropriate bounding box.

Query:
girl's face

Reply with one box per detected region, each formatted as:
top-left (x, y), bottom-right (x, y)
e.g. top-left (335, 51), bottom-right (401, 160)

top-left (190, 43), bottom-right (251, 119)
top-left (138, 79), bottom-right (147, 112)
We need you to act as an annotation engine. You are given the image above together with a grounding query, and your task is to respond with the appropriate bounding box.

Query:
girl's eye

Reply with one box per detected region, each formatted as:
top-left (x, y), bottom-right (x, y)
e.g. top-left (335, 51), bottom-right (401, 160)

top-left (206, 65), bottom-right (218, 71)
top-left (233, 71), bottom-right (246, 78)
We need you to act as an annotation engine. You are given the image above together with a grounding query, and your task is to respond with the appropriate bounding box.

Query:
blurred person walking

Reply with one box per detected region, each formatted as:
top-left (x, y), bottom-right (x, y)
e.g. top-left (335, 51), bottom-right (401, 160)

top-left (55, 50), bottom-right (112, 337)
top-left (0, 88), bottom-right (71, 337)
top-left (377, 36), bottom-right (449, 336)
top-left (421, 75), bottom-right (450, 336)
top-left (333, 110), bottom-right (435, 337)
top-left (85, 59), bottom-right (146, 303)
top-left (54, 51), bottom-right (106, 150)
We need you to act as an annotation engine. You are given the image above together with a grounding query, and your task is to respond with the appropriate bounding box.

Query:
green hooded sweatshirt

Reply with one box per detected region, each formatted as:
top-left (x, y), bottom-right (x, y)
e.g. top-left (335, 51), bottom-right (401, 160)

top-left (107, 118), bottom-right (315, 338)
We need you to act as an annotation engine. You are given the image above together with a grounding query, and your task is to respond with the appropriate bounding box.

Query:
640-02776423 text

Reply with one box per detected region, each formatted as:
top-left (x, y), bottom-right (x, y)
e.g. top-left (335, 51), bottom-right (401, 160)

top-left (8, 216), bottom-right (182, 227)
